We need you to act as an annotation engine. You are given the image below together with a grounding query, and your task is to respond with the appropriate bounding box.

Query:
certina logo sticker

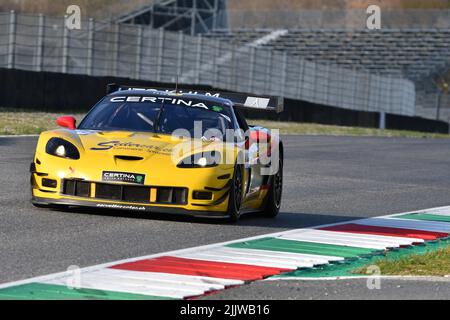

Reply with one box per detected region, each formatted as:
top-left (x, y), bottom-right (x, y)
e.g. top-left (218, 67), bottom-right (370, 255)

top-left (110, 96), bottom-right (209, 109)
top-left (102, 171), bottom-right (145, 184)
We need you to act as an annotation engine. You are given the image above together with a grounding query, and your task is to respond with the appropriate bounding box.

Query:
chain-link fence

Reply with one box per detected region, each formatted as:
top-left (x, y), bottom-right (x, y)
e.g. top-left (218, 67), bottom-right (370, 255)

top-left (0, 11), bottom-right (416, 116)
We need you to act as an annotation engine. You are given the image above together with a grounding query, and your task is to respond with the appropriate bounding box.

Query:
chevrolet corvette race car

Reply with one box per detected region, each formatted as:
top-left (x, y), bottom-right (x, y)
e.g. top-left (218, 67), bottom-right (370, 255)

top-left (30, 84), bottom-right (284, 221)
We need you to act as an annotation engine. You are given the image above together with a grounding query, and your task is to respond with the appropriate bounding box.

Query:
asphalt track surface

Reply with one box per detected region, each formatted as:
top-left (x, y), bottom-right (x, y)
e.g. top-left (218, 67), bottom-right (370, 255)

top-left (1, 135), bottom-right (450, 299)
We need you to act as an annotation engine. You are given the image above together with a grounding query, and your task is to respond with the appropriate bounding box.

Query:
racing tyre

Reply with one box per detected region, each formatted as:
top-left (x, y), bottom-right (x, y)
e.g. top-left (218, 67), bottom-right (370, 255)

top-left (263, 158), bottom-right (283, 218)
top-left (227, 164), bottom-right (244, 223)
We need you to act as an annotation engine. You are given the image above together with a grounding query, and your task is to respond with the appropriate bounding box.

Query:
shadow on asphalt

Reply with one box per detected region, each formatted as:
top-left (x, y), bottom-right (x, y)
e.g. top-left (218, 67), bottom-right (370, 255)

top-left (43, 205), bottom-right (360, 229)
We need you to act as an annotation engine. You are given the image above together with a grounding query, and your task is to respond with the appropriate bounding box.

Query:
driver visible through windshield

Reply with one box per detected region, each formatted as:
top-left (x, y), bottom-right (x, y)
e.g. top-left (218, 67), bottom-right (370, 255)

top-left (78, 95), bottom-right (234, 139)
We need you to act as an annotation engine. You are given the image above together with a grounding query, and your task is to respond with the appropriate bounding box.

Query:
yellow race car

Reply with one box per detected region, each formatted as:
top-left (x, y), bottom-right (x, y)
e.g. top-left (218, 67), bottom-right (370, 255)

top-left (30, 85), bottom-right (284, 221)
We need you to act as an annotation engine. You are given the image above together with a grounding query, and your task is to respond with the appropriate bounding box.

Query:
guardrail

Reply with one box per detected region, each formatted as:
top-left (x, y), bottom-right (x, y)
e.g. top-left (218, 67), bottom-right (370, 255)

top-left (0, 11), bottom-right (416, 118)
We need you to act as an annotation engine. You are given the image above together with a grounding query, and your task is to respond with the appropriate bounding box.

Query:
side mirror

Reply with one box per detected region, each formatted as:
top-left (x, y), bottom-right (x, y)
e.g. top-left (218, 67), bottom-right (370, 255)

top-left (56, 116), bottom-right (76, 130)
top-left (245, 130), bottom-right (271, 149)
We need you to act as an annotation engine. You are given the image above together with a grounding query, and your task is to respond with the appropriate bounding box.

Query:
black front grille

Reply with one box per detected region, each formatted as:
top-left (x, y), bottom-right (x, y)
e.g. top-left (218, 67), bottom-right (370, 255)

top-left (63, 180), bottom-right (90, 197)
top-left (123, 185), bottom-right (150, 202)
top-left (62, 179), bottom-right (187, 205)
top-left (95, 183), bottom-right (122, 200)
top-left (156, 188), bottom-right (187, 204)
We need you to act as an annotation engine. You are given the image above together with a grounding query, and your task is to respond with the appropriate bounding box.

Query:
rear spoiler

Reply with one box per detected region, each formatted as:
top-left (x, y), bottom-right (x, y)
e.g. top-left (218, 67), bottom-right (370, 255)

top-left (106, 83), bottom-right (284, 113)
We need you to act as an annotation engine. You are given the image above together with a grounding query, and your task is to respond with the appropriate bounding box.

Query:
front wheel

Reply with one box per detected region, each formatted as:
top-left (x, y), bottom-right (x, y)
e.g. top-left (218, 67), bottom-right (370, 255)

top-left (227, 164), bottom-right (244, 223)
top-left (262, 158), bottom-right (283, 218)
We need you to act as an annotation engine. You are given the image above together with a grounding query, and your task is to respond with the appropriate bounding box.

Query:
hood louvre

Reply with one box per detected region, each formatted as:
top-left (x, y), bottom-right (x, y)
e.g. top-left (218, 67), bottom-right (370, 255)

top-left (114, 155), bottom-right (144, 161)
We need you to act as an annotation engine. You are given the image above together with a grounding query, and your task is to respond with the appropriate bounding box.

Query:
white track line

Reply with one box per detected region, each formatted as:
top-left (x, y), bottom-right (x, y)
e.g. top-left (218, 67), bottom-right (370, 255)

top-left (0, 134), bottom-right (38, 138)
top-left (1, 205), bottom-right (449, 291)
top-left (407, 207), bottom-right (450, 216)
top-left (265, 275), bottom-right (450, 282)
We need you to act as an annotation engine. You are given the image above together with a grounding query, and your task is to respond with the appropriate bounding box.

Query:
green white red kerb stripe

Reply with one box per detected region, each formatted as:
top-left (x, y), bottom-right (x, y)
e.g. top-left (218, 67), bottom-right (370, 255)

top-left (1, 206), bottom-right (450, 300)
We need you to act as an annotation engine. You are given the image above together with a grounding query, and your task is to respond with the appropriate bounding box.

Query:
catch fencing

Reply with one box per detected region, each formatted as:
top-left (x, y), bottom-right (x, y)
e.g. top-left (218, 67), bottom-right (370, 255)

top-left (0, 11), bottom-right (416, 117)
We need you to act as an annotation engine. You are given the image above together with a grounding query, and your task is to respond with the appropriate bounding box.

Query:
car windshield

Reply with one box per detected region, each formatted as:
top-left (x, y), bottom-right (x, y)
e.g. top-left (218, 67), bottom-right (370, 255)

top-left (78, 95), bottom-right (234, 137)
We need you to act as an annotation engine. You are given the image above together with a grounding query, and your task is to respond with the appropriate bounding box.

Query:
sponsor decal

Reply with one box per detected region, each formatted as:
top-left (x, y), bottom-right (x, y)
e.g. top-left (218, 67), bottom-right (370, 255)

top-left (102, 171), bottom-right (145, 184)
top-left (211, 105), bottom-right (223, 112)
top-left (96, 203), bottom-right (146, 211)
top-left (109, 96), bottom-right (229, 115)
top-left (110, 96), bottom-right (210, 110)
top-left (118, 87), bottom-right (221, 98)
top-left (91, 141), bottom-right (172, 154)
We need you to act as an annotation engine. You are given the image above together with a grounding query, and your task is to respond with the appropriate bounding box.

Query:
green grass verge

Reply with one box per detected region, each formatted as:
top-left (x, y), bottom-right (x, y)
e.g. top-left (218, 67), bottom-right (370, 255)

top-left (354, 246), bottom-right (450, 277)
top-left (0, 109), bottom-right (84, 135)
top-left (250, 120), bottom-right (450, 139)
top-left (0, 109), bottom-right (448, 139)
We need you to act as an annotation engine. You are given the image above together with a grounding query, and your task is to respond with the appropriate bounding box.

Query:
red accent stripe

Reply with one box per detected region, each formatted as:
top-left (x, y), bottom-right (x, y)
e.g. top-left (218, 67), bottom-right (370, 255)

top-left (320, 223), bottom-right (448, 240)
top-left (110, 256), bottom-right (291, 281)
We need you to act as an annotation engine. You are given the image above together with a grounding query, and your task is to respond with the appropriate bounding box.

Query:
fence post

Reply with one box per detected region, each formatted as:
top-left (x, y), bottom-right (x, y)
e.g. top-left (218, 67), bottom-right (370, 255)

top-left (61, 20), bottom-right (69, 73)
top-left (379, 111), bottom-right (386, 129)
top-left (213, 39), bottom-right (220, 88)
top-left (195, 34), bottom-right (202, 84)
top-left (112, 23), bottom-right (120, 77)
top-left (324, 63), bottom-right (330, 105)
top-left (296, 58), bottom-right (304, 101)
top-left (265, 50), bottom-right (272, 93)
top-left (176, 31), bottom-right (184, 80)
top-left (435, 90), bottom-right (442, 121)
top-left (248, 46), bottom-right (255, 93)
top-left (86, 18), bottom-right (94, 76)
top-left (36, 14), bottom-right (45, 72)
top-left (351, 67), bottom-right (358, 111)
top-left (280, 51), bottom-right (288, 97)
top-left (135, 24), bottom-right (143, 79)
top-left (156, 28), bottom-right (164, 82)
top-left (7, 10), bottom-right (16, 69)
top-left (230, 44), bottom-right (237, 91)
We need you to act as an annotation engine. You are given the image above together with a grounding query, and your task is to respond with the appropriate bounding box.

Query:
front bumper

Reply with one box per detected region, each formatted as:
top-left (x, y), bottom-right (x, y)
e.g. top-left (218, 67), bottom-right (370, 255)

top-left (30, 164), bottom-right (233, 216)
top-left (31, 195), bottom-right (231, 218)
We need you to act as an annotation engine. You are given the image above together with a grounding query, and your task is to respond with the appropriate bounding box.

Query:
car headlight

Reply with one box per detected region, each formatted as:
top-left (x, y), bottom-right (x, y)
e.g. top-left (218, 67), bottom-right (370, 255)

top-left (45, 138), bottom-right (80, 160)
top-left (177, 151), bottom-right (221, 168)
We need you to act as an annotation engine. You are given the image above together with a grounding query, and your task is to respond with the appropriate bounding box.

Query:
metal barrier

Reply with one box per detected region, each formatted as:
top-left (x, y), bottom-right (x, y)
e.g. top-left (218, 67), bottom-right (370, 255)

top-left (0, 11), bottom-right (416, 117)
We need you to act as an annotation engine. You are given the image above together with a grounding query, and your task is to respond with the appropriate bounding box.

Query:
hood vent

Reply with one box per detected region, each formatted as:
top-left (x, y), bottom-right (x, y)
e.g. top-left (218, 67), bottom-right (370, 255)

top-left (114, 155), bottom-right (144, 161)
